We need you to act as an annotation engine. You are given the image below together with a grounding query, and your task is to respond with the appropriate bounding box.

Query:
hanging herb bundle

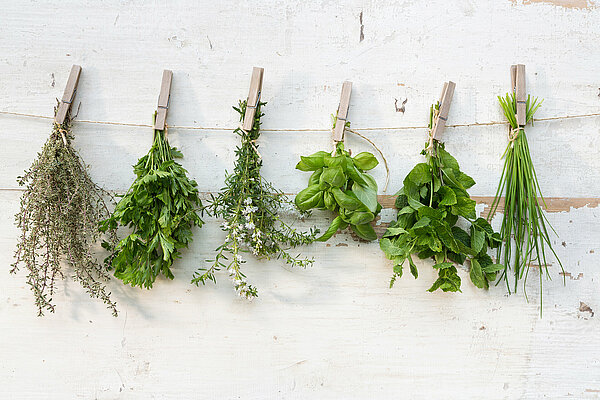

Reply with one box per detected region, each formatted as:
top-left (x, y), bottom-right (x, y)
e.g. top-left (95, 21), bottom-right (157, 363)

top-left (295, 117), bottom-right (382, 242)
top-left (99, 114), bottom-right (203, 289)
top-left (192, 101), bottom-right (317, 299)
top-left (380, 102), bottom-right (503, 292)
top-left (489, 91), bottom-right (564, 306)
top-left (11, 106), bottom-right (118, 316)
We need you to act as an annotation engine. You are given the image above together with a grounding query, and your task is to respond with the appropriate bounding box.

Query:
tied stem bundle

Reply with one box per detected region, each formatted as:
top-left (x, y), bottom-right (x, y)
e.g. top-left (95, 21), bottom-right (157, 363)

top-left (489, 92), bottom-right (564, 313)
top-left (11, 105), bottom-right (118, 316)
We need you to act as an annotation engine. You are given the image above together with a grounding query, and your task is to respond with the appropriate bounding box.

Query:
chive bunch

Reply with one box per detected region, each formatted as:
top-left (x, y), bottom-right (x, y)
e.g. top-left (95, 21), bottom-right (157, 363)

top-left (490, 93), bottom-right (564, 311)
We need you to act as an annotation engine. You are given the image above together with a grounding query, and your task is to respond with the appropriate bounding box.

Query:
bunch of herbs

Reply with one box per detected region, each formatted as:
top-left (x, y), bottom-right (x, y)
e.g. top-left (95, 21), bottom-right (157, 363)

top-left (380, 102), bottom-right (503, 291)
top-left (192, 101), bottom-right (317, 299)
top-left (295, 125), bottom-right (382, 242)
top-left (490, 92), bottom-right (564, 311)
top-left (11, 106), bottom-right (118, 316)
top-left (100, 114), bottom-right (203, 289)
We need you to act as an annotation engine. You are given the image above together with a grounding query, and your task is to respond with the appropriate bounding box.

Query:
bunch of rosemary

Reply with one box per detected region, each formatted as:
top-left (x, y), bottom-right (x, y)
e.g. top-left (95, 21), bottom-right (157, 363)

top-left (100, 114), bottom-right (203, 289)
top-left (490, 92), bottom-right (564, 308)
top-left (192, 100), bottom-right (317, 299)
top-left (380, 102), bottom-right (503, 291)
top-left (11, 107), bottom-right (118, 316)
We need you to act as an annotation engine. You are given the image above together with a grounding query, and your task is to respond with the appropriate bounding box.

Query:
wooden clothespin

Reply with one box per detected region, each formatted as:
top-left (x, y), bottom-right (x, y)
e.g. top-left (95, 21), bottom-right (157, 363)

top-left (55, 65), bottom-right (82, 125)
top-left (430, 81), bottom-right (456, 140)
top-left (333, 81), bottom-right (352, 142)
top-left (511, 64), bottom-right (526, 126)
top-left (155, 70), bottom-right (173, 130)
top-left (242, 67), bottom-right (264, 131)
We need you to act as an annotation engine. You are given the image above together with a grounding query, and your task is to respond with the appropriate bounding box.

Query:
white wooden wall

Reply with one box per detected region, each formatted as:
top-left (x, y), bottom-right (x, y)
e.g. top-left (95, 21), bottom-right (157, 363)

top-left (1, 1), bottom-right (600, 398)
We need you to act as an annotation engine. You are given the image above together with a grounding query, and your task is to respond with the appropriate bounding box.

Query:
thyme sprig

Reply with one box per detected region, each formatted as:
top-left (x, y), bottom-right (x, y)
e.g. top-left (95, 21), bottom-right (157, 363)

top-left (490, 92), bottom-right (564, 312)
top-left (11, 106), bottom-right (118, 316)
top-left (192, 101), bottom-right (317, 299)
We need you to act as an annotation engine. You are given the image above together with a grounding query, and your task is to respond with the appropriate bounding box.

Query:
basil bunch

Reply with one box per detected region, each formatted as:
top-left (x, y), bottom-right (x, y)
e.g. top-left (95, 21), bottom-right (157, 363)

top-left (295, 142), bottom-right (381, 241)
top-left (380, 106), bottom-right (503, 292)
top-left (100, 116), bottom-right (203, 289)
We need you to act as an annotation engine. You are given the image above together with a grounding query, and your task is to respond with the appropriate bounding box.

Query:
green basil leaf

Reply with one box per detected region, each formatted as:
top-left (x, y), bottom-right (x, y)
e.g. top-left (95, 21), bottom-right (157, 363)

top-left (296, 151), bottom-right (329, 171)
top-left (345, 162), bottom-right (368, 186)
top-left (316, 216), bottom-right (344, 242)
top-left (323, 154), bottom-right (345, 167)
top-left (308, 169), bottom-right (323, 186)
top-left (352, 182), bottom-right (378, 213)
top-left (331, 187), bottom-right (363, 211)
top-left (349, 210), bottom-right (375, 226)
top-left (320, 166), bottom-right (346, 187)
top-left (352, 152), bottom-right (379, 170)
top-left (351, 223), bottom-right (377, 241)
top-left (324, 191), bottom-right (336, 211)
top-left (295, 184), bottom-right (322, 210)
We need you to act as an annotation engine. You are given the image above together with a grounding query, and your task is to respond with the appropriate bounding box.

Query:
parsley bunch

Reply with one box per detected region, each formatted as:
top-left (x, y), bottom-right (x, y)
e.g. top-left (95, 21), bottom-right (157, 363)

top-left (192, 101), bottom-right (317, 299)
top-left (380, 102), bottom-right (503, 292)
top-left (12, 107), bottom-right (118, 316)
top-left (100, 114), bottom-right (203, 289)
top-left (295, 141), bottom-right (382, 242)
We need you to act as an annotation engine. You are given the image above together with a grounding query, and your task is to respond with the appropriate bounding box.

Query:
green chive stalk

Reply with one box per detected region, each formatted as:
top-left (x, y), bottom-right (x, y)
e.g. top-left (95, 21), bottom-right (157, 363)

top-left (489, 92), bottom-right (565, 314)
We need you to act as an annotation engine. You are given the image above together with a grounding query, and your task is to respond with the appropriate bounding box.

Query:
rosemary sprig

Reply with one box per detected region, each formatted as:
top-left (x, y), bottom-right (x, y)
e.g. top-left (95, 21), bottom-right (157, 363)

top-left (192, 100), bottom-right (317, 299)
top-left (11, 105), bottom-right (118, 316)
top-left (489, 92), bottom-right (565, 313)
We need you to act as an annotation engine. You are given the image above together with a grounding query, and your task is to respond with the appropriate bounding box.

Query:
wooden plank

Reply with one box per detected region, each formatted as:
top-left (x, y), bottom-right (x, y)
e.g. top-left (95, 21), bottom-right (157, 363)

top-left (332, 81), bottom-right (352, 142)
top-left (155, 69), bottom-right (173, 130)
top-left (515, 64), bottom-right (527, 126)
top-left (55, 65), bottom-right (81, 125)
top-left (376, 194), bottom-right (600, 214)
top-left (242, 67), bottom-right (264, 131)
top-left (430, 81), bottom-right (455, 140)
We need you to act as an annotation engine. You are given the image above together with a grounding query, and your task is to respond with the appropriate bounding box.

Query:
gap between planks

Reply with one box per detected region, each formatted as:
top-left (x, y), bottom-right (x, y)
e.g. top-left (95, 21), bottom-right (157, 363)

top-left (1, 188), bottom-right (597, 216)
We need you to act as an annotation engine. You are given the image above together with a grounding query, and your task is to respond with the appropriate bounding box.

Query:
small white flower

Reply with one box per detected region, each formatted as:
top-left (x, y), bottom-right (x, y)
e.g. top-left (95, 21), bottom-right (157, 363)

top-left (245, 222), bottom-right (255, 230)
top-left (244, 198), bottom-right (252, 205)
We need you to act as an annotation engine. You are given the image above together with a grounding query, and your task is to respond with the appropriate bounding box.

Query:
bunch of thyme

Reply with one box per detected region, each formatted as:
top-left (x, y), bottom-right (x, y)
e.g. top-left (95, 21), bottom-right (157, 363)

top-left (192, 100), bottom-right (317, 299)
top-left (490, 92), bottom-right (564, 312)
top-left (11, 106), bottom-right (118, 316)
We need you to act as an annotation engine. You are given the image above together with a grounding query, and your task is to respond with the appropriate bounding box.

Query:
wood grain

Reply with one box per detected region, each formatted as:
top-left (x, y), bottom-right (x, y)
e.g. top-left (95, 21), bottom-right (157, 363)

top-left (154, 70), bottom-right (172, 130)
top-left (55, 65), bottom-right (81, 124)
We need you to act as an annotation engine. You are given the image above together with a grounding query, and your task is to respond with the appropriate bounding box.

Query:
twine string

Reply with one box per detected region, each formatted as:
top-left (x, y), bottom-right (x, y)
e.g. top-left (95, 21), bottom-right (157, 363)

top-left (344, 127), bottom-right (390, 193)
top-left (238, 124), bottom-right (262, 160)
top-left (2, 110), bottom-right (599, 132)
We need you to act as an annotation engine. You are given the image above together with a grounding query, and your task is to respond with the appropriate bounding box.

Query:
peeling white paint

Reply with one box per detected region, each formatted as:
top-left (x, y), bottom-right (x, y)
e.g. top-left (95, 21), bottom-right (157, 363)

top-left (1, 1), bottom-right (599, 399)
